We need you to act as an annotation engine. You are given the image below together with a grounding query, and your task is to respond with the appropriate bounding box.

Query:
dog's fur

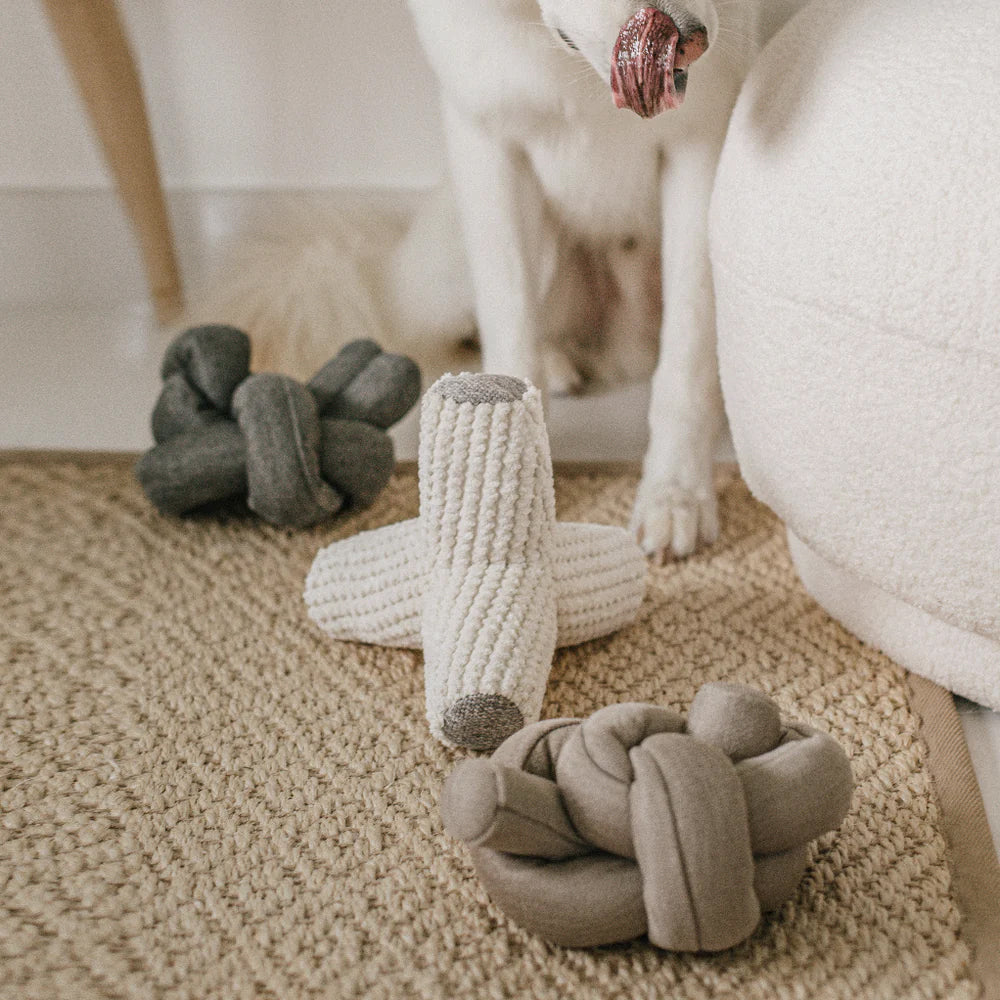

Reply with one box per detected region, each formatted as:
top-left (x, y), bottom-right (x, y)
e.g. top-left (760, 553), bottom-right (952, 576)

top-left (385, 0), bottom-right (806, 560)
top-left (188, 1), bottom-right (806, 560)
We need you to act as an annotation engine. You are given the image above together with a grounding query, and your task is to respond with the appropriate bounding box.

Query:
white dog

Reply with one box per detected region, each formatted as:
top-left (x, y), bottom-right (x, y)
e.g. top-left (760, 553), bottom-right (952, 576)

top-left (192, 2), bottom-right (805, 560)
top-left (384, 0), bottom-right (804, 561)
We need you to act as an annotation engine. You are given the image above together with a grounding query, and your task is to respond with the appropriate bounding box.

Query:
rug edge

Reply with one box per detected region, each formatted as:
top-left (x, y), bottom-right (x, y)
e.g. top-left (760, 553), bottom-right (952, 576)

top-left (907, 674), bottom-right (1000, 998)
top-left (0, 448), bottom-right (143, 465)
top-left (0, 450), bottom-right (647, 476)
top-left (0, 451), bottom-right (747, 484)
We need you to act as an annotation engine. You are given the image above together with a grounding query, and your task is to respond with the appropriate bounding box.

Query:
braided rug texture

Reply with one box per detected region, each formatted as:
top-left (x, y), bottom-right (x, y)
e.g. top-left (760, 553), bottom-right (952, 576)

top-left (0, 460), bottom-right (979, 1000)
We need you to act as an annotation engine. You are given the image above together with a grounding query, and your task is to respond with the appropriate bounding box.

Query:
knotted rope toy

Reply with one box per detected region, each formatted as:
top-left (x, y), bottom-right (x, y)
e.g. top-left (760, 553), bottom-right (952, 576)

top-left (441, 682), bottom-right (853, 951)
top-left (136, 326), bottom-right (420, 527)
top-left (304, 372), bottom-right (647, 751)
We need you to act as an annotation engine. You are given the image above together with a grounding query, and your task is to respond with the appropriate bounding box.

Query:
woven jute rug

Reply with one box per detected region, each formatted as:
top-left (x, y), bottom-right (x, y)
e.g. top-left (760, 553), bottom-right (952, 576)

top-left (2, 455), bottom-right (998, 1000)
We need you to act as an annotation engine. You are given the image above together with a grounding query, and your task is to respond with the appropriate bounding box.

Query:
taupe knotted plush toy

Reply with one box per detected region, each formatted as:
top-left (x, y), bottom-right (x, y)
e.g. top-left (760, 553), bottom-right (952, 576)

top-left (136, 326), bottom-right (420, 527)
top-left (441, 682), bottom-right (853, 951)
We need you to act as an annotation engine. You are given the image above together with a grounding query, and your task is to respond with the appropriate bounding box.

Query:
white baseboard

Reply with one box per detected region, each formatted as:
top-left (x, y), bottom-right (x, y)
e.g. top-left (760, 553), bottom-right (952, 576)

top-left (0, 186), bottom-right (426, 309)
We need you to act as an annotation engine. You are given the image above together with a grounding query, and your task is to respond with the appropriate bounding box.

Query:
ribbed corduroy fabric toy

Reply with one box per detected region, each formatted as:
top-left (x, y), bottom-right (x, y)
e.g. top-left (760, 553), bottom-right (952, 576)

top-left (419, 374), bottom-right (557, 750)
top-left (305, 519), bottom-right (646, 649)
top-left (305, 372), bottom-right (647, 752)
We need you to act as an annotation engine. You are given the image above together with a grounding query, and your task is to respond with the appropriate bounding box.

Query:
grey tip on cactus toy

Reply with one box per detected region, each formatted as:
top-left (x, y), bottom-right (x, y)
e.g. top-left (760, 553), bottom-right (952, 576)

top-left (433, 373), bottom-right (528, 405)
top-left (136, 326), bottom-right (421, 527)
top-left (440, 694), bottom-right (525, 752)
top-left (440, 683), bottom-right (854, 951)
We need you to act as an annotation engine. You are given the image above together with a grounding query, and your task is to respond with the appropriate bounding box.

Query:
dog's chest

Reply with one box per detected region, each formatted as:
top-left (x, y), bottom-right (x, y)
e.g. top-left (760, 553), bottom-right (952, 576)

top-left (525, 122), bottom-right (663, 241)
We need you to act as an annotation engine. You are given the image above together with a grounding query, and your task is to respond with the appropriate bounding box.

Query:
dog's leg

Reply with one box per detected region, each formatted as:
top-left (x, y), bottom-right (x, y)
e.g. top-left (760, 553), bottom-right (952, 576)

top-left (633, 141), bottom-right (726, 561)
top-left (442, 100), bottom-right (554, 390)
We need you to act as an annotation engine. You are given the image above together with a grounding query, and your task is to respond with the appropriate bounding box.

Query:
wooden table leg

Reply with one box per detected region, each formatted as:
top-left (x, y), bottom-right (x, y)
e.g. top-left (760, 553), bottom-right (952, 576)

top-left (42, 0), bottom-right (183, 324)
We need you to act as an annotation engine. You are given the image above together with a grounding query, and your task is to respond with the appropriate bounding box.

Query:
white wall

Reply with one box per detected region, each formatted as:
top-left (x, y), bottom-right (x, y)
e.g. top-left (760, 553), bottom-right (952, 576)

top-left (2, 0), bottom-right (446, 190)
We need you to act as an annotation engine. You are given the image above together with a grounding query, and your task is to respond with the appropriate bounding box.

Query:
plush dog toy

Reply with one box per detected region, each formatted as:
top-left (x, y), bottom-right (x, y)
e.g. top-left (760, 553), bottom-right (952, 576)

top-left (441, 682), bottom-right (853, 951)
top-left (305, 372), bottom-right (647, 751)
top-left (305, 519), bottom-right (647, 651)
top-left (136, 326), bottom-right (420, 527)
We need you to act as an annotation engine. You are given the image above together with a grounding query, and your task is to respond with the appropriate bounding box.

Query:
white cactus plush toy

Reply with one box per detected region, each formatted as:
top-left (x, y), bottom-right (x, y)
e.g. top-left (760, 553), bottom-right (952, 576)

top-left (305, 373), bottom-right (647, 751)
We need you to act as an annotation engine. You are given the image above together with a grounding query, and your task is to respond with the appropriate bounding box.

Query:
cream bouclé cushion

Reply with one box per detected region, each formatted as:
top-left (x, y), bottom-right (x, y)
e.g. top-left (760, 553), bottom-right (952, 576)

top-left (710, 0), bottom-right (1000, 709)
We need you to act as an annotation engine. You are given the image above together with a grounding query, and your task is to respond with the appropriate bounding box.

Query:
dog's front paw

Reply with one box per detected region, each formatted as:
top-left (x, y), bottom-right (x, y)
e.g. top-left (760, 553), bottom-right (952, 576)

top-left (631, 473), bottom-right (719, 563)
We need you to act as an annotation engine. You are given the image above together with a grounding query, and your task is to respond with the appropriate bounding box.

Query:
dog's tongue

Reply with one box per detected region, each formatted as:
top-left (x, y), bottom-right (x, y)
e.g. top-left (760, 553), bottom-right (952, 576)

top-left (612, 7), bottom-right (683, 117)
